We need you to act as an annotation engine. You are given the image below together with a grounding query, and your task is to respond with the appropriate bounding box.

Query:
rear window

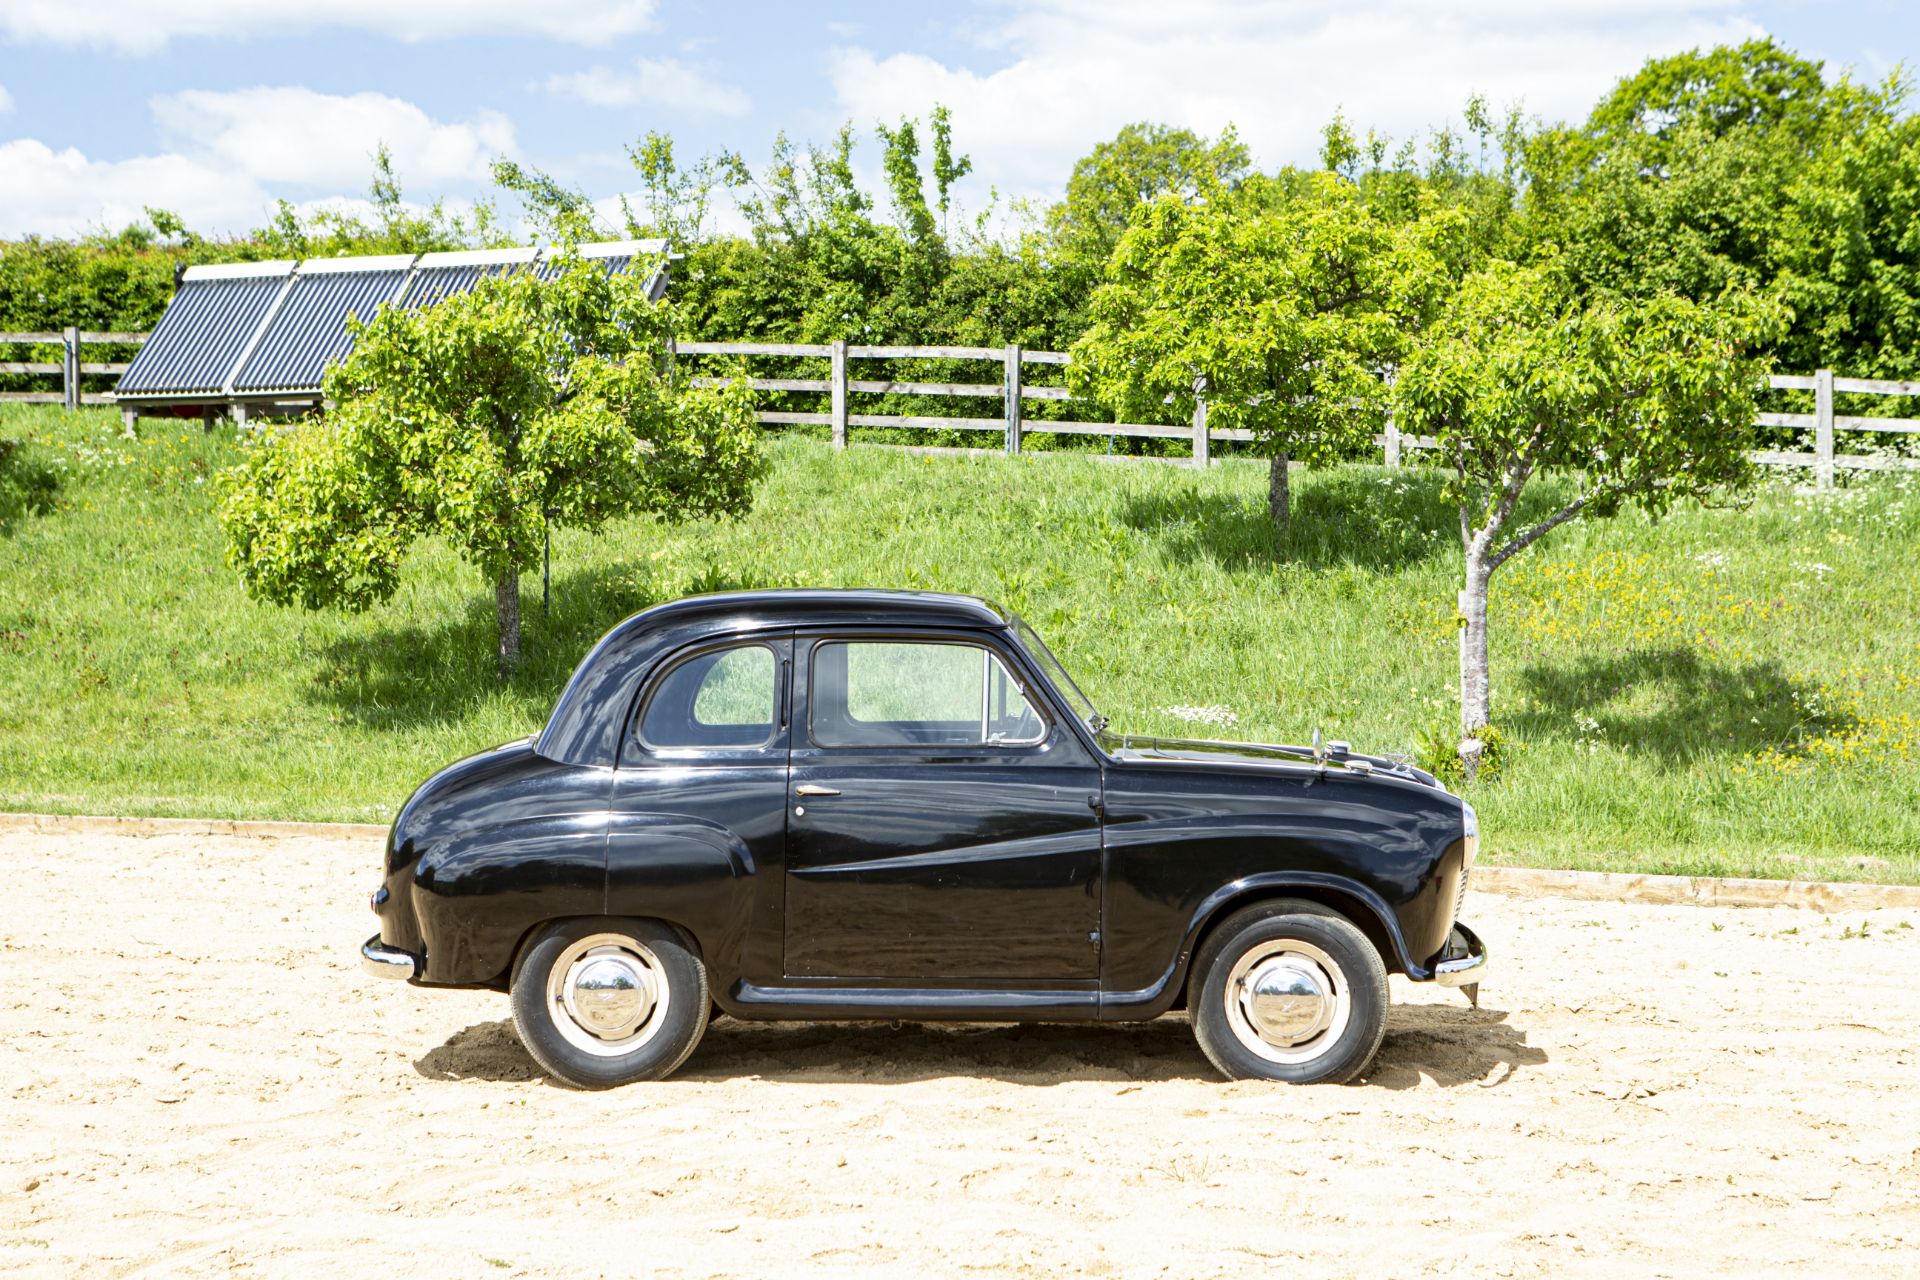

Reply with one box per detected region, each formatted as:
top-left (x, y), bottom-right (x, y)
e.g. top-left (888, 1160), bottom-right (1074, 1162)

top-left (638, 645), bottom-right (776, 749)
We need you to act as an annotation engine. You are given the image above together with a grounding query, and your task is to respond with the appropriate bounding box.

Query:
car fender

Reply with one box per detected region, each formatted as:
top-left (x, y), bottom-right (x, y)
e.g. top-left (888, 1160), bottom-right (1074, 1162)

top-left (604, 811), bottom-right (759, 986)
top-left (1099, 870), bottom-right (1418, 1019)
top-left (409, 813), bottom-right (607, 987)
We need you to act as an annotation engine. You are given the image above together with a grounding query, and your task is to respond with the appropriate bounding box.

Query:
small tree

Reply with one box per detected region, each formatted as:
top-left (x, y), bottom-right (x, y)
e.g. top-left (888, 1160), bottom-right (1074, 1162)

top-left (1069, 176), bottom-right (1455, 526)
top-left (1047, 122), bottom-right (1252, 269)
top-left (219, 252), bottom-right (763, 675)
top-left (1394, 262), bottom-right (1783, 778)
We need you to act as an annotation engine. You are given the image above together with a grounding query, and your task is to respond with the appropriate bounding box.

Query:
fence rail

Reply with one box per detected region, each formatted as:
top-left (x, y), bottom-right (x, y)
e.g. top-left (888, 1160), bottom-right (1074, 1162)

top-left (7, 330), bottom-right (1918, 487)
top-left (0, 328), bottom-right (146, 409)
top-left (676, 339), bottom-right (1209, 456)
top-left (676, 343), bottom-right (1920, 485)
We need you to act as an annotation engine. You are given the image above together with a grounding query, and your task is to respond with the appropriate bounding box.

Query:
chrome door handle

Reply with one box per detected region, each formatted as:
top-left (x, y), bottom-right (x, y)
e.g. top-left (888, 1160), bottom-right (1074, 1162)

top-left (794, 784), bottom-right (842, 797)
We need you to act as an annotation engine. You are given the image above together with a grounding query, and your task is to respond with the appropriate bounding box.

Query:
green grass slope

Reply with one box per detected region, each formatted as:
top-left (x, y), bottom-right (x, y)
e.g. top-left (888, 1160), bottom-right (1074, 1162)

top-left (3, 406), bottom-right (1916, 882)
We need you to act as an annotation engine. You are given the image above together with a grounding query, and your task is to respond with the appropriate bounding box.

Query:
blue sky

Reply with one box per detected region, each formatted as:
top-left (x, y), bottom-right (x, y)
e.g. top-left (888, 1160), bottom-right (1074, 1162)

top-left (0, 1), bottom-right (1913, 239)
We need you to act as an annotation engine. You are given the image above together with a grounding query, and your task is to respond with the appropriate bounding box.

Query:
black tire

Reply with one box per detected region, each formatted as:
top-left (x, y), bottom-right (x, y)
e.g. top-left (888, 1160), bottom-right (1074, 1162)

top-left (509, 917), bottom-right (710, 1088)
top-left (1188, 900), bottom-right (1388, 1084)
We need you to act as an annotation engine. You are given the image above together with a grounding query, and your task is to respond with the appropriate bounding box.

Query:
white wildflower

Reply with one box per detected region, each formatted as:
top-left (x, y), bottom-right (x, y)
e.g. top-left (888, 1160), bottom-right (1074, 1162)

top-left (1161, 704), bottom-right (1239, 729)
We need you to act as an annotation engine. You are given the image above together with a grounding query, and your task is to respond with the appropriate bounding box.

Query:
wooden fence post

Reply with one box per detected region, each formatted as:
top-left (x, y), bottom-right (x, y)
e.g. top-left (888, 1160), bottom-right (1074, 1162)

top-left (1004, 343), bottom-right (1023, 455)
top-left (1382, 367), bottom-right (1402, 467)
top-left (62, 326), bottom-right (79, 412)
top-left (830, 339), bottom-right (847, 449)
top-left (1191, 377), bottom-right (1209, 467)
top-left (1814, 367), bottom-right (1835, 490)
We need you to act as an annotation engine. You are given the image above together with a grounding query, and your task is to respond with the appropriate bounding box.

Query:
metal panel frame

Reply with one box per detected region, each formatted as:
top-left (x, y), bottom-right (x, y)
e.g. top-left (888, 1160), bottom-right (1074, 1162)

top-left (116, 262), bottom-right (298, 401)
top-left (415, 247), bottom-right (542, 267)
top-left (180, 260), bottom-right (300, 282)
top-left (230, 260), bottom-right (416, 394)
top-left (114, 241), bottom-right (672, 408)
top-left (395, 246), bottom-right (542, 309)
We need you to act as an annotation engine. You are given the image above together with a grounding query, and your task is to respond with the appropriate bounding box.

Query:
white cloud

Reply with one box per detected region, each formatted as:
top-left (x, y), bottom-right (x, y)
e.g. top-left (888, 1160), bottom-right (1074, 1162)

top-left (0, 138), bottom-right (269, 237)
top-left (584, 188), bottom-right (752, 241)
top-left (0, 83), bottom-right (13, 114)
top-left (543, 57), bottom-right (751, 117)
top-left (1, 86), bottom-right (515, 237)
top-left (0, 0), bottom-right (658, 55)
top-left (151, 87), bottom-right (515, 189)
top-left (828, 0), bottom-right (1762, 203)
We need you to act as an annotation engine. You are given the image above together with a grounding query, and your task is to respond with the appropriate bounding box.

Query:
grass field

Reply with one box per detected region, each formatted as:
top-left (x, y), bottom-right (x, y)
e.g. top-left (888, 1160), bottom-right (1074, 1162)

top-left (3, 404), bottom-right (1917, 882)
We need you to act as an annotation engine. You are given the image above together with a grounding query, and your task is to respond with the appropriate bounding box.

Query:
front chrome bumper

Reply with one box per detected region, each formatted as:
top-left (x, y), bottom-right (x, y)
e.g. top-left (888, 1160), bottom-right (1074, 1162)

top-left (1431, 921), bottom-right (1489, 988)
top-left (361, 933), bottom-right (420, 981)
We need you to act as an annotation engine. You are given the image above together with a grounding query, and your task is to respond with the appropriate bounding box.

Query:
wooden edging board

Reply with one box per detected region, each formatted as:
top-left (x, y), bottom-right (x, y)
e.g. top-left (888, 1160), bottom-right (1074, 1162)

top-left (5, 812), bottom-right (1918, 910)
top-left (1469, 864), bottom-right (1920, 911)
top-left (0, 812), bottom-right (391, 840)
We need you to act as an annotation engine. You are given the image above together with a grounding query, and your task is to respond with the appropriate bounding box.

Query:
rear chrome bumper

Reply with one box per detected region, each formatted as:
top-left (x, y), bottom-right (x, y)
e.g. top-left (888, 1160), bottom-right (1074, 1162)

top-left (1431, 921), bottom-right (1489, 987)
top-left (361, 933), bottom-right (420, 981)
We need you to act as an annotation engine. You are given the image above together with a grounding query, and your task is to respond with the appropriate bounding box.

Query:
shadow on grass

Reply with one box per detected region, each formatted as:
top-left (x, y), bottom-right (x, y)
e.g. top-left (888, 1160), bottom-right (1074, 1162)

top-left (1122, 466), bottom-right (1460, 573)
top-left (308, 560), bottom-right (775, 731)
top-left (415, 1003), bottom-right (1542, 1089)
top-left (0, 437), bottom-right (60, 536)
top-left (1515, 647), bottom-right (1858, 764)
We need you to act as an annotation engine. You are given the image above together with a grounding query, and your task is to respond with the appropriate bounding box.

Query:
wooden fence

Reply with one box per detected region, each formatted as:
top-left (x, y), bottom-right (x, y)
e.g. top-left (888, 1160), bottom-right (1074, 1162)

top-left (0, 329), bottom-right (146, 409)
top-left (681, 343), bottom-right (1920, 487)
top-left (1752, 370), bottom-right (1920, 487)
top-left (676, 339), bottom-right (1212, 457)
top-left (6, 330), bottom-right (1917, 489)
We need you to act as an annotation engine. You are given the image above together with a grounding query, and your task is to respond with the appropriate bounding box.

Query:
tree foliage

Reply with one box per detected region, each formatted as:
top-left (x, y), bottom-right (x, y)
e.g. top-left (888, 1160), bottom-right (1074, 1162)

top-left (217, 253), bottom-right (763, 673)
top-left (262, 144), bottom-right (502, 259)
top-left (1047, 122), bottom-right (1250, 269)
top-left (8, 40), bottom-right (1920, 390)
top-left (1069, 175), bottom-right (1459, 518)
top-left (1588, 38), bottom-right (1840, 146)
top-left (1395, 262), bottom-right (1786, 773)
top-left (1528, 40), bottom-right (1916, 381)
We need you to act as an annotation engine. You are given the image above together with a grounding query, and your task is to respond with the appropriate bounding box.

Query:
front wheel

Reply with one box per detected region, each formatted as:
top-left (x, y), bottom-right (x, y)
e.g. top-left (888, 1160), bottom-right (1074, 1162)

top-left (1189, 902), bottom-right (1388, 1084)
top-left (510, 918), bottom-right (709, 1088)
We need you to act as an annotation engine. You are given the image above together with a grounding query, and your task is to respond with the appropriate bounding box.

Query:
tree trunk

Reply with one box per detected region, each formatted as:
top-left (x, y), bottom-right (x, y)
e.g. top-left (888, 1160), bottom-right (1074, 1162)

top-left (1268, 451), bottom-right (1290, 526)
top-left (495, 570), bottom-right (522, 677)
top-left (1457, 552), bottom-right (1492, 782)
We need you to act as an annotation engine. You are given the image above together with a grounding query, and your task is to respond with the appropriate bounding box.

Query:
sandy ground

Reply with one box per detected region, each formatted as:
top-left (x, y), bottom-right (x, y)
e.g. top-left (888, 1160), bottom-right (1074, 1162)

top-left (2, 829), bottom-right (1917, 1279)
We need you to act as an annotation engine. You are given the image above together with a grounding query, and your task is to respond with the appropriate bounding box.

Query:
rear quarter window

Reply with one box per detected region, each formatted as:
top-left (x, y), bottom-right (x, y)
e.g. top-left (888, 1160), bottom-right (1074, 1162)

top-left (638, 644), bottom-right (776, 749)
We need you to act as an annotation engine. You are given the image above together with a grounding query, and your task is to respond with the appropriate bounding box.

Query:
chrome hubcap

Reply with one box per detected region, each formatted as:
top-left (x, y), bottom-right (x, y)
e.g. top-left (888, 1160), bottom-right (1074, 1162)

top-left (1242, 956), bottom-right (1334, 1045)
top-left (565, 953), bottom-right (654, 1039)
top-left (546, 935), bottom-right (669, 1058)
top-left (1224, 939), bottom-right (1350, 1065)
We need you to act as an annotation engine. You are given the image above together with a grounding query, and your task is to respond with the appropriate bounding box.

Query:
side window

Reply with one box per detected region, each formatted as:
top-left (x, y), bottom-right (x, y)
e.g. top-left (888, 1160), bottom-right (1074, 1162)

top-left (639, 644), bottom-right (777, 750)
top-left (810, 641), bottom-right (1046, 748)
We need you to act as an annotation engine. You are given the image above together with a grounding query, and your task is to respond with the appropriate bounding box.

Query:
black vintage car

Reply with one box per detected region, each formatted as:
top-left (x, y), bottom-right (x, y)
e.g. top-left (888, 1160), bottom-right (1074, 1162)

top-left (362, 589), bottom-right (1486, 1087)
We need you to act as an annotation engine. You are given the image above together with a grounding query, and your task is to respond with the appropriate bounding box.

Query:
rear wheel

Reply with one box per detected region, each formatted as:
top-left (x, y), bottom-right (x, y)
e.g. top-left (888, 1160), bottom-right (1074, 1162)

top-left (1189, 901), bottom-right (1387, 1084)
top-left (510, 918), bottom-right (709, 1088)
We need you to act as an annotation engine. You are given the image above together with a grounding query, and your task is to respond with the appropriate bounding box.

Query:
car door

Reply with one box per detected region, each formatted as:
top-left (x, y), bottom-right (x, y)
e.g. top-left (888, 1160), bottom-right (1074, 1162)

top-left (607, 635), bottom-right (792, 985)
top-left (783, 631), bottom-right (1103, 984)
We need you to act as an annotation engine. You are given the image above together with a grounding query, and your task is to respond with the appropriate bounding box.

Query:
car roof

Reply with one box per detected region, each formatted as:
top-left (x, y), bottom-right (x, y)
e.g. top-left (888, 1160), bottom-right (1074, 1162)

top-left (535, 589), bottom-right (1012, 766)
top-left (628, 587), bottom-right (1009, 630)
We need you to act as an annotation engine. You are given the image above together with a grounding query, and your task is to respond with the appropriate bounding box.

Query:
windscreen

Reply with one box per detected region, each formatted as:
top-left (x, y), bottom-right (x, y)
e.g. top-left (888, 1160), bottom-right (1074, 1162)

top-left (1009, 614), bottom-right (1102, 733)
